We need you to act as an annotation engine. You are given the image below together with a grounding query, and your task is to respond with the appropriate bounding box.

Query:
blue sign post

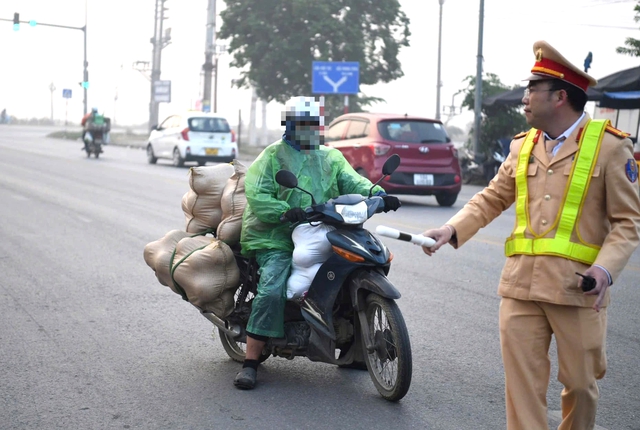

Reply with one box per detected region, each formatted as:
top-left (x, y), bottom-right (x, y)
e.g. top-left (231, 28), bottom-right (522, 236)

top-left (312, 61), bottom-right (359, 114)
top-left (62, 89), bottom-right (72, 99)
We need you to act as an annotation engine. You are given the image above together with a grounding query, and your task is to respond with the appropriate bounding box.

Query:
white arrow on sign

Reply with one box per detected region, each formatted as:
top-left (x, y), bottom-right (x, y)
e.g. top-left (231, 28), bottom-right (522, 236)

top-left (323, 75), bottom-right (348, 93)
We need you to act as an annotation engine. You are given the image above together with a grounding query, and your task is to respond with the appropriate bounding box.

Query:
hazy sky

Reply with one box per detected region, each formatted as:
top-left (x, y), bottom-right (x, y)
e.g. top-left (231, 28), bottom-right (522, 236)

top-left (1, 0), bottom-right (639, 130)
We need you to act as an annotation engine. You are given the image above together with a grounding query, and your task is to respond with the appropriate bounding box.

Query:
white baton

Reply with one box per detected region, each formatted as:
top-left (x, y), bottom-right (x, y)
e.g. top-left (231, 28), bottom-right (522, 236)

top-left (375, 225), bottom-right (436, 247)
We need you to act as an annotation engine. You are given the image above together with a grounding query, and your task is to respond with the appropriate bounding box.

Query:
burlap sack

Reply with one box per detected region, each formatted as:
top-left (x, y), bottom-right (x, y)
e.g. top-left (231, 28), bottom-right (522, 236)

top-left (172, 236), bottom-right (240, 317)
top-left (182, 163), bottom-right (235, 233)
top-left (143, 230), bottom-right (191, 292)
top-left (182, 190), bottom-right (223, 233)
top-left (216, 161), bottom-right (247, 246)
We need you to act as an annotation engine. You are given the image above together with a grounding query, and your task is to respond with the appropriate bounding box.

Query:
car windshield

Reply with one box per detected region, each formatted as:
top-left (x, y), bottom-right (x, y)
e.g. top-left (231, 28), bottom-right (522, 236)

top-left (188, 117), bottom-right (230, 133)
top-left (378, 120), bottom-right (449, 144)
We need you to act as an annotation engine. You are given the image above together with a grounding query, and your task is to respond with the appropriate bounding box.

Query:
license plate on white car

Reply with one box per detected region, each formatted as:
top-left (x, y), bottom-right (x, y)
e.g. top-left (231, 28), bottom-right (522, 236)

top-left (205, 148), bottom-right (219, 155)
top-left (414, 174), bottom-right (434, 186)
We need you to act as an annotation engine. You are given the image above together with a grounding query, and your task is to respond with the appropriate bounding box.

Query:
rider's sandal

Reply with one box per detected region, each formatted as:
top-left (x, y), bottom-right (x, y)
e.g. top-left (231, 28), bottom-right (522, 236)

top-left (233, 367), bottom-right (257, 390)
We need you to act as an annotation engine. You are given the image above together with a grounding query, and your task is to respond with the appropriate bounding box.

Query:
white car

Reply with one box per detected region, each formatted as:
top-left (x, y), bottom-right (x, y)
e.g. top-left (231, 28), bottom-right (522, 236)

top-left (146, 112), bottom-right (238, 166)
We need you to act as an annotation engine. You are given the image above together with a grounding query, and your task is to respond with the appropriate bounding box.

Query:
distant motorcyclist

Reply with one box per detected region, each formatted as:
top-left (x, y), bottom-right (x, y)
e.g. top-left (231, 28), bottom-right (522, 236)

top-left (81, 108), bottom-right (109, 152)
top-left (233, 96), bottom-right (401, 390)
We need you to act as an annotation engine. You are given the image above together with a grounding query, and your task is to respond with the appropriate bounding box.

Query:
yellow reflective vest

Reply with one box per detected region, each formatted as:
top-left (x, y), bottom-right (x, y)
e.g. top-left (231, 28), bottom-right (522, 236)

top-left (504, 119), bottom-right (609, 264)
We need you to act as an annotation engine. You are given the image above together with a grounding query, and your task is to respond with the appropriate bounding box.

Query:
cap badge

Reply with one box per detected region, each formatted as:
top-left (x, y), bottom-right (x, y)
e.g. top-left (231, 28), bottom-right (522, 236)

top-left (535, 48), bottom-right (543, 61)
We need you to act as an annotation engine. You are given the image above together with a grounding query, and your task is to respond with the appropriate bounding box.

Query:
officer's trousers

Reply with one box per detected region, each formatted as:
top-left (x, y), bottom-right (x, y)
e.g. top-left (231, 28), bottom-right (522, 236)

top-left (499, 297), bottom-right (607, 430)
top-left (246, 249), bottom-right (292, 339)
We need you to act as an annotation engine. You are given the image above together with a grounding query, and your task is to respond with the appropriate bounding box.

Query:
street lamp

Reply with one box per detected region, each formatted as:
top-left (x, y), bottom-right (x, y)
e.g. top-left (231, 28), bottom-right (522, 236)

top-left (436, 0), bottom-right (445, 121)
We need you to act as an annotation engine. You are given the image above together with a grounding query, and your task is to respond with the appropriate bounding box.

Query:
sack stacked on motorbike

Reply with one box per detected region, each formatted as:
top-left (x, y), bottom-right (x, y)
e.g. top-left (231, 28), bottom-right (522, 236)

top-left (287, 222), bottom-right (335, 299)
top-left (172, 235), bottom-right (240, 317)
top-left (144, 231), bottom-right (240, 318)
top-left (216, 161), bottom-right (247, 246)
top-left (182, 163), bottom-right (235, 233)
top-left (143, 229), bottom-right (191, 294)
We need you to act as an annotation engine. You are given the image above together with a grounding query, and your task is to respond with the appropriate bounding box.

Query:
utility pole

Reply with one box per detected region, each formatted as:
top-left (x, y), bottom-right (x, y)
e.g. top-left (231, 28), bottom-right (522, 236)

top-left (83, 1), bottom-right (88, 115)
top-left (261, 100), bottom-right (268, 147)
top-left (202, 0), bottom-right (216, 113)
top-left (473, 0), bottom-right (485, 155)
top-left (149, 0), bottom-right (171, 130)
top-left (436, 0), bottom-right (445, 121)
top-left (49, 82), bottom-right (56, 123)
top-left (249, 88), bottom-right (257, 146)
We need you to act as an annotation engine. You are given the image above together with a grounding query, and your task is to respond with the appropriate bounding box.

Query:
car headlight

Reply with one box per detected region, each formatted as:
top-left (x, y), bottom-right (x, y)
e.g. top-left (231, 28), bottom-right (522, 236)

top-left (335, 201), bottom-right (368, 224)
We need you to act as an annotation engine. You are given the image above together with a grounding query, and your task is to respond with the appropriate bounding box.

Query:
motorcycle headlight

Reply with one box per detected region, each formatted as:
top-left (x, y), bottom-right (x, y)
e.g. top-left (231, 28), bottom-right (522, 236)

top-left (335, 201), bottom-right (368, 224)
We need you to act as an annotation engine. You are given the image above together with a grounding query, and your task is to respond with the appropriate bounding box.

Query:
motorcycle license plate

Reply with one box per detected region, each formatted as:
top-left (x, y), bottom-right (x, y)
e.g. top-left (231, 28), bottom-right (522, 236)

top-left (414, 174), bottom-right (434, 186)
top-left (205, 148), bottom-right (219, 155)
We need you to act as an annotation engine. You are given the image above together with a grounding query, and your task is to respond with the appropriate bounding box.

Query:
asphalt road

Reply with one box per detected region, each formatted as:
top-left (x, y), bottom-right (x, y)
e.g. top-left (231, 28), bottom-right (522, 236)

top-left (1, 125), bottom-right (639, 430)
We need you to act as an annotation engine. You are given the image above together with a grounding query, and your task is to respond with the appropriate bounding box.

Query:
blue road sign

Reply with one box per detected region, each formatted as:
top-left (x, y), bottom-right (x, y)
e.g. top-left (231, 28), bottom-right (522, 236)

top-left (62, 89), bottom-right (72, 99)
top-left (312, 61), bottom-right (359, 94)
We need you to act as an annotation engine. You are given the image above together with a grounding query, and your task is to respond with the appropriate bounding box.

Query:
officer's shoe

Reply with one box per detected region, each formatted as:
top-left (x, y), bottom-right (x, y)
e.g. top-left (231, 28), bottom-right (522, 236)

top-left (233, 367), bottom-right (257, 390)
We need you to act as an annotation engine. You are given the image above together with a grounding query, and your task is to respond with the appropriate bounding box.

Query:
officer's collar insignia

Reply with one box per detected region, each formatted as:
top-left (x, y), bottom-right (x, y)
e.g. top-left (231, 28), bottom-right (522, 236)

top-left (535, 48), bottom-right (543, 61)
top-left (529, 156), bottom-right (535, 164)
top-left (626, 159), bottom-right (638, 183)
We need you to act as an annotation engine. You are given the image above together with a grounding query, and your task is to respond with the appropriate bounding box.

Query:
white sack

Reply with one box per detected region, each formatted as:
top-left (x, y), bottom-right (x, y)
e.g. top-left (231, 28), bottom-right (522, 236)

top-left (286, 222), bottom-right (335, 299)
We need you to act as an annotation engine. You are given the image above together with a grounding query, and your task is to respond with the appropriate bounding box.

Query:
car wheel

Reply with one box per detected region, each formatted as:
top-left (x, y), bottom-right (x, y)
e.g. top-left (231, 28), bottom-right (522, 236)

top-left (147, 144), bottom-right (158, 164)
top-left (435, 193), bottom-right (458, 207)
top-left (172, 147), bottom-right (185, 167)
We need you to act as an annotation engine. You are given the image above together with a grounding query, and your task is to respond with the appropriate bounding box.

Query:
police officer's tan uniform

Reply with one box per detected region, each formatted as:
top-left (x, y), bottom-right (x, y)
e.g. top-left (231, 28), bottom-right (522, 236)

top-left (445, 41), bottom-right (640, 429)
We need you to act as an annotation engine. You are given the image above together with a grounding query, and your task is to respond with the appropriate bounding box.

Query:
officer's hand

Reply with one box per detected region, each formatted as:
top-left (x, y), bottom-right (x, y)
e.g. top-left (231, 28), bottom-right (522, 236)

top-left (421, 225), bottom-right (454, 256)
top-left (283, 207), bottom-right (306, 223)
top-left (382, 196), bottom-right (401, 212)
top-left (583, 266), bottom-right (611, 312)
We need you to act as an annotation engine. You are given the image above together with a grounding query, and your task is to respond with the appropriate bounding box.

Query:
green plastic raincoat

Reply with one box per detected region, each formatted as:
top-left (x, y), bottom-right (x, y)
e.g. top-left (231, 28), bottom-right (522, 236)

top-left (241, 140), bottom-right (385, 338)
top-left (240, 140), bottom-right (384, 256)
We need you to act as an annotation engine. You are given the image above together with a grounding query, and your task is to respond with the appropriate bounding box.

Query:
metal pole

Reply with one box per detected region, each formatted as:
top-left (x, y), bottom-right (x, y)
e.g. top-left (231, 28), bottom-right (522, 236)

top-left (436, 0), bottom-right (445, 121)
top-left (473, 0), bottom-right (485, 155)
top-left (83, 0), bottom-right (88, 115)
top-left (150, 0), bottom-right (159, 130)
top-left (214, 56), bottom-right (218, 113)
top-left (202, 0), bottom-right (216, 112)
top-left (49, 82), bottom-right (56, 122)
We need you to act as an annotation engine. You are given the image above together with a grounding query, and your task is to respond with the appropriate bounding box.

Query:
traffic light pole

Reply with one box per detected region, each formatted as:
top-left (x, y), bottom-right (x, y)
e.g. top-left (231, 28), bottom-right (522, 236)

top-left (1, 16), bottom-right (89, 115)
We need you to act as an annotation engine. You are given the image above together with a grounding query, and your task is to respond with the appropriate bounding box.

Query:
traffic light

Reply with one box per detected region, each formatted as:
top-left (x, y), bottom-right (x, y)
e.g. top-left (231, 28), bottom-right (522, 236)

top-left (81, 81), bottom-right (89, 89)
top-left (13, 12), bottom-right (19, 31)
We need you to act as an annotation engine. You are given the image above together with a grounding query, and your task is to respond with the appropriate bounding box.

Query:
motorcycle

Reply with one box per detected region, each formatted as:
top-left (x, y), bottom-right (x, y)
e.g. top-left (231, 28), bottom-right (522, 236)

top-left (199, 154), bottom-right (414, 401)
top-left (83, 118), bottom-right (110, 158)
top-left (459, 140), bottom-right (506, 185)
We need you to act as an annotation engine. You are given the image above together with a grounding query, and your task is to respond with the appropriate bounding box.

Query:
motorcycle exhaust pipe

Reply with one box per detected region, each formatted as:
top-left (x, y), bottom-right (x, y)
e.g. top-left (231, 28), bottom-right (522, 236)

top-left (200, 311), bottom-right (242, 338)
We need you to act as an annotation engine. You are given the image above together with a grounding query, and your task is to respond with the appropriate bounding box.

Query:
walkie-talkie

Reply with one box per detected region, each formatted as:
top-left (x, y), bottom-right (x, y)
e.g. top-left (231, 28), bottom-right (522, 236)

top-left (575, 272), bottom-right (596, 292)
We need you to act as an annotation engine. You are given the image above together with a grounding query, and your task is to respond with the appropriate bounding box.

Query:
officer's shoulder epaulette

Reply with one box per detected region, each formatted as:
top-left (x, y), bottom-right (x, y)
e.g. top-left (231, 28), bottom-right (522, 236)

top-left (513, 131), bottom-right (527, 139)
top-left (605, 124), bottom-right (630, 139)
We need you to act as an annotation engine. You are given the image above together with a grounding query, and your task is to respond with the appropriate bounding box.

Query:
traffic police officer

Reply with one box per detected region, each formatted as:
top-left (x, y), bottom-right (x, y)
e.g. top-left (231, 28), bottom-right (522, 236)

top-left (421, 40), bottom-right (640, 429)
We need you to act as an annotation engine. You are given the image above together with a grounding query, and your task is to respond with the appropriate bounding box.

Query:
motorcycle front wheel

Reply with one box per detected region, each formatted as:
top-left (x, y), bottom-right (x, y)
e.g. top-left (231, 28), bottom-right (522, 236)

top-left (361, 293), bottom-right (412, 402)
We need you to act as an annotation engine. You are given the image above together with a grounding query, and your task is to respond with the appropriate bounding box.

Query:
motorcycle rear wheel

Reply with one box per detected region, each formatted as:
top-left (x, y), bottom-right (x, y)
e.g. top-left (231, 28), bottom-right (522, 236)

top-left (218, 329), bottom-right (270, 364)
top-left (361, 293), bottom-right (412, 402)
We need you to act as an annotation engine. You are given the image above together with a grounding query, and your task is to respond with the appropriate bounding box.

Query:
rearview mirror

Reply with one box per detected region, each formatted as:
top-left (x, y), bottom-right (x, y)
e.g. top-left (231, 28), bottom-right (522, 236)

top-left (275, 169), bottom-right (298, 189)
top-left (382, 154), bottom-right (401, 176)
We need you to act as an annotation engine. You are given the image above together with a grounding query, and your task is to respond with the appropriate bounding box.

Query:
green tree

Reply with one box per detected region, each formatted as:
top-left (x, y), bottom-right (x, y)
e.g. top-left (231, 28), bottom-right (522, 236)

top-left (616, 0), bottom-right (640, 56)
top-left (219, 0), bottom-right (410, 122)
top-left (459, 73), bottom-right (528, 154)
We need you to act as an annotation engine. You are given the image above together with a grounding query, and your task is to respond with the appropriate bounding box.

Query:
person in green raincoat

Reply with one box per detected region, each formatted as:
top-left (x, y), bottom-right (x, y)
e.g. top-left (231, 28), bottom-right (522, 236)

top-left (233, 96), bottom-right (401, 390)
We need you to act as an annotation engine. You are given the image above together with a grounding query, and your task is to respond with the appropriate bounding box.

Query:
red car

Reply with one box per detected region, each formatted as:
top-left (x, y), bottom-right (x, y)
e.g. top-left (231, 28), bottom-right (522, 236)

top-left (325, 113), bottom-right (462, 206)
